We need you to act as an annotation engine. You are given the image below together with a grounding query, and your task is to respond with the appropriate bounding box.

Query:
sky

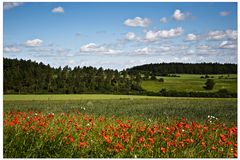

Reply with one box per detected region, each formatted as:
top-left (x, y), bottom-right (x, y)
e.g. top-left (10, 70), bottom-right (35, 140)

top-left (3, 2), bottom-right (238, 70)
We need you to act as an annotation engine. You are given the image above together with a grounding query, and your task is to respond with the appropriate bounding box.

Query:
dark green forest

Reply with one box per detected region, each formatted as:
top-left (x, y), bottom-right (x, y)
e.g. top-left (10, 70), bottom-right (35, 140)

top-left (3, 58), bottom-right (237, 97)
top-left (127, 62), bottom-right (237, 75)
top-left (4, 58), bottom-right (142, 94)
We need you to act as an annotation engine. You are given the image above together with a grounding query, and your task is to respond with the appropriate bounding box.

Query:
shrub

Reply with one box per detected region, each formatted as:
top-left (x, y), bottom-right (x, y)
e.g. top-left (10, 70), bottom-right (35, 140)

top-left (158, 78), bottom-right (164, 82)
top-left (150, 75), bottom-right (157, 80)
top-left (203, 79), bottom-right (215, 90)
top-left (205, 75), bottom-right (209, 78)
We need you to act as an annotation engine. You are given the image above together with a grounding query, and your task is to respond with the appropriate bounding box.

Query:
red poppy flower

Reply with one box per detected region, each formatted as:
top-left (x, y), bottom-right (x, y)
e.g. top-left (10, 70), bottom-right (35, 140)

top-left (211, 146), bottom-right (217, 150)
top-left (234, 152), bottom-right (238, 158)
top-left (148, 138), bottom-right (154, 144)
top-left (139, 136), bottom-right (145, 143)
top-left (69, 135), bottom-right (74, 142)
top-left (220, 134), bottom-right (226, 142)
top-left (129, 146), bottom-right (133, 152)
top-left (201, 141), bottom-right (206, 148)
top-left (175, 132), bottom-right (181, 139)
top-left (79, 141), bottom-right (88, 148)
top-left (160, 147), bottom-right (166, 154)
top-left (30, 125), bottom-right (35, 130)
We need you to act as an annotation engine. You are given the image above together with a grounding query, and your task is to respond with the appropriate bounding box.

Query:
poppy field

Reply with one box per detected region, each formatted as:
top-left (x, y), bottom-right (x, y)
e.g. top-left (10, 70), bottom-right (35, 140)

top-left (3, 96), bottom-right (237, 158)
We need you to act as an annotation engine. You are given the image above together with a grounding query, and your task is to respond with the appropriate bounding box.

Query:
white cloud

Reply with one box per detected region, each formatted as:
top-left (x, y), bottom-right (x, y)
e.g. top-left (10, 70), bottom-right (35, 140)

top-left (25, 39), bottom-right (43, 47)
top-left (4, 46), bottom-right (21, 53)
top-left (52, 6), bottom-right (64, 13)
top-left (207, 30), bottom-right (225, 40)
top-left (160, 17), bottom-right (167, 23)
top-left (187, 49), bottom-right (195, 54)
top-left (124, 17), bottom-right (151, 27)
top-left (207, 30), bottom-right (237, 40)
top-left (145, 27), bottom-right (184, 41)
top-left (126, 32), bottom-right (136, 40)
top-left (132, 44), bottom-right (186, 56)
top-left (219, 11), bottom-right (230, 16)
top-left (197, 45), bottom-right (210, 50)
top-left (145, 31), bottom-right (160, 41)
top-left (172, 9), bottom-right (185, 21)
top-left (29, 47), bottom-right (53, 52)
top-left (3, 2), bottom-right (23, 10)
top-left (185, 33), bottom-right (197, 41)
top-left (134, 47), bottom-right (153, 55)
top-left (80, 43), bottom-right (121, 55)
top-left (226, 30), bottom-right (237, 40)
top-left (158, 46), bottom-right (171, 52)
top-left (219, 41), bottom-right (237, 49)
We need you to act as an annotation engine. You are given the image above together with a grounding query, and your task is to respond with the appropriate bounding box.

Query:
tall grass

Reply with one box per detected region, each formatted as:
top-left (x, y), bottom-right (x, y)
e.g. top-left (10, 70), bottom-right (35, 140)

top-left (4, 98), bottom-right (237, 125)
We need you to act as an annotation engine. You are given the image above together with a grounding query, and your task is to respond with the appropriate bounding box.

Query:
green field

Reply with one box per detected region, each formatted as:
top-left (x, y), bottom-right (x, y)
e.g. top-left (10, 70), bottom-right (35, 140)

top-left (4, 95), bottom-right (237, 124)
top-left (3, 94), bottom-right (165, 101)
top-left (3, 95), bottom-right (237, 158)
top-left (141, 74), bottom-right (237, 93)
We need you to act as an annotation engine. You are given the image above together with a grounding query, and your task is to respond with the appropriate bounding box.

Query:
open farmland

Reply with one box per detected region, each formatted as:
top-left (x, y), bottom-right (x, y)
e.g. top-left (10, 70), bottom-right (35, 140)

top-left (3, 95), bottom-right (237, 158)
top-left (141, 74), bottom-right (237, 93)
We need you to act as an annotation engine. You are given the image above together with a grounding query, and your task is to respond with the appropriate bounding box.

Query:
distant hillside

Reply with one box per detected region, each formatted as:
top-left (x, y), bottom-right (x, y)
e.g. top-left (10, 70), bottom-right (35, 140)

top-left (126, 63), bottom-right (237, 75)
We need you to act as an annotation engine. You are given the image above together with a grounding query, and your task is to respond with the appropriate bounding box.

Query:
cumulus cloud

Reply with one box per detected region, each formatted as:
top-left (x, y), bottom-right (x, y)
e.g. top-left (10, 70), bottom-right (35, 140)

top-left (207, 30), bottom-right (237, 40)
top-left (197, 45), bottom-right (210, 50)
top-left (52, 6), bottom-right (64, 13)
top-left (126, 32), bottom-right (136, 40)
top-left (124, 17), bottom-right (151, 27)
top-left (219, 41), bottom-right (237, 49)
top-left (219, 11), bottom-right (231, 16)
top-left (3, 2), bottom-right (23, 10)
top-left (172, 9), bottom-right (185, 21)
top-left (80, 43), bottom-right (121, 55)
top-left (145, 27), bottom-right (184, 41)
top-left (158, 46), bottom-right (171, 52)
top-left (226, 30), bottom-right (237, 40)
top-left (25, 39), bottom-right (43, 47)
top-left (207, 30), bottom-right (226, 40)
top-left (134, 47), bottom-right (154, 55)
top-left (185, 33), bottom-right (198, 41)
top-left (4, 46), bottom-right (21, 53)
top-left (132, 44), bottom-right (188, 56)
top-left (160, 17), bottom-right (167, 23)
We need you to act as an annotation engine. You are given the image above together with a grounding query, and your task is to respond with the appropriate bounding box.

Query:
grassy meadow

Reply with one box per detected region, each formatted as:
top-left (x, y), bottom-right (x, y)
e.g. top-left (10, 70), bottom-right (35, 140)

top-left (3, 95), bottom-right (237, 158)
top-left (141, 74), bottom-right (237, 93)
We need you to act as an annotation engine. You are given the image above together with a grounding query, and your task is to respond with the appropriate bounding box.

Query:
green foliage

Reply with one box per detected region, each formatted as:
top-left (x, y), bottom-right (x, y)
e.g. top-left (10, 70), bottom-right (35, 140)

top-left (150, 74), bottom-right (157, 80)
top-left (204, 79), bottom-right (215, 90)
top-left (127, 62), bottom-right (237, 75)
top-left (158, 78), bottom-right (164, 82)
top-left (4, 58), bottom-right (143, 94)
top-left (4, 58), bottom-right (237, 98)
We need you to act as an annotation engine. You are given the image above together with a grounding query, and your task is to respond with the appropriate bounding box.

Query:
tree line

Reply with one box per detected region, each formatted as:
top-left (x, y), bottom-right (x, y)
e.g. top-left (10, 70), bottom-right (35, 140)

top-left (127, 62), bottom-right (237, 75)
top-left (3, 58), bottom-right (237, 98)
top-left (4, 58), bottom-right (142, 94)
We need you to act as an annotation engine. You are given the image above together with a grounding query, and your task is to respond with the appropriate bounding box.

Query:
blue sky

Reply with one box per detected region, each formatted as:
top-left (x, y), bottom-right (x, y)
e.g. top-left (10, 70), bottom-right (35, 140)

top-left (3, 2), bottom-right (237, 70)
